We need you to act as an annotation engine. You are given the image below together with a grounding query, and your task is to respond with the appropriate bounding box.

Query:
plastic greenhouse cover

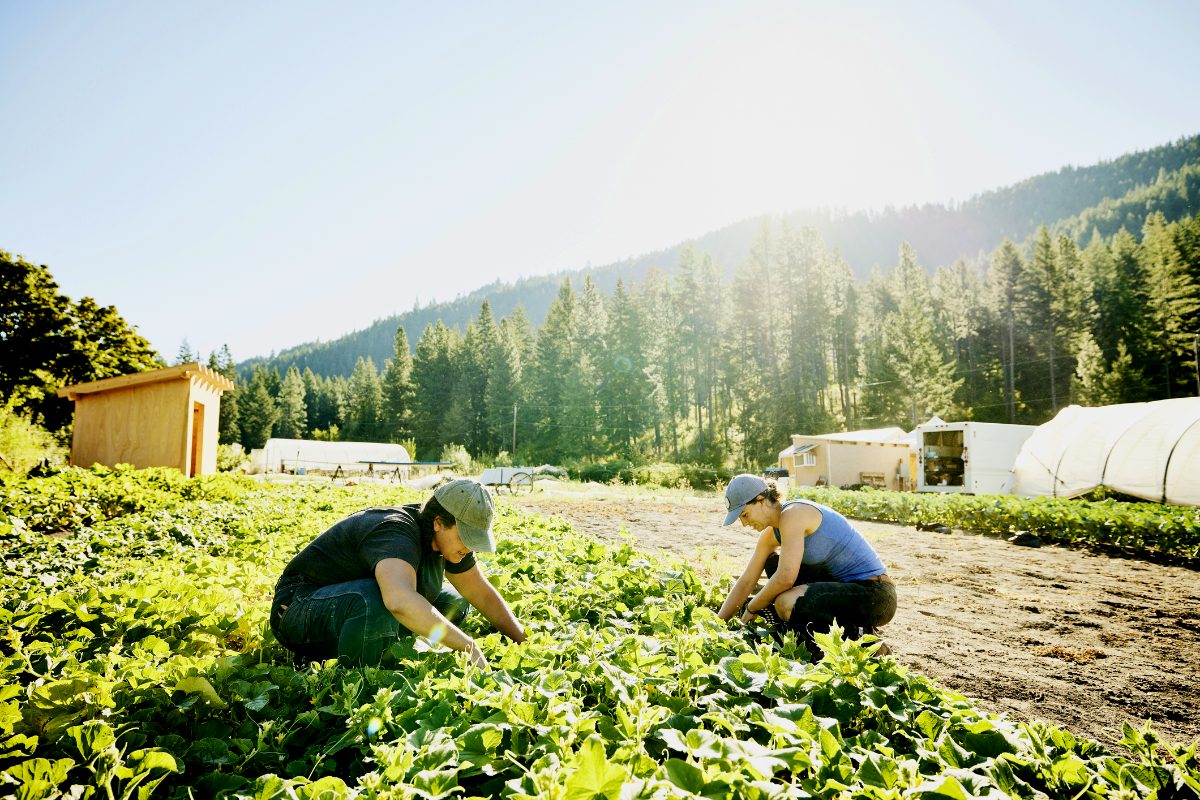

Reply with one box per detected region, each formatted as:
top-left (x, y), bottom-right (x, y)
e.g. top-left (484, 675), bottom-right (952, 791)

top-left (1010, 398), bottom-right (1200, 506)
top-left (248, 438), bottom-right (412, 474)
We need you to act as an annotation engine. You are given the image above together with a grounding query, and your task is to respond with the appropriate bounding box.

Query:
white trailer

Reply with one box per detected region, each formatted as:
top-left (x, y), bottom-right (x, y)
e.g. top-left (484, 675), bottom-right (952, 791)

top-left (916, 420), bottom-right (1036, 495)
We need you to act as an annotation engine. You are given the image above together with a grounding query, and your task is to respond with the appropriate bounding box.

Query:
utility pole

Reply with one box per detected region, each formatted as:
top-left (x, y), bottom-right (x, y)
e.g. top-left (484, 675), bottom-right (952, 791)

top-left (512, 404), bottom-right (518, 454)
top-left (1194, 334), bottom-right (1199, 396)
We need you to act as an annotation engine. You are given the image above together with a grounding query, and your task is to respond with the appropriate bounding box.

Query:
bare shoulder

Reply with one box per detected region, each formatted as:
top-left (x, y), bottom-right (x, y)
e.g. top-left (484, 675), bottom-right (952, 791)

top-left (780, 501), bottom-right (822, 534)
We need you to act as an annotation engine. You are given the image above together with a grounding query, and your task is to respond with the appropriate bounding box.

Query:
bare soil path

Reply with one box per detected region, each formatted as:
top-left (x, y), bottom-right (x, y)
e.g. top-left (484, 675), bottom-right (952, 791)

top-left (512, 494), bottom-right (1200, 749)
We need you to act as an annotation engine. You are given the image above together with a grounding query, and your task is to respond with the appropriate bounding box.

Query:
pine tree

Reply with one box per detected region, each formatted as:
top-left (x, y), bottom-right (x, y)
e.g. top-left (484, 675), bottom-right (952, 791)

top-left (275, 366), bottom-right (308, 439)
top-left (327, 375), bottom-right (349, 429)
top-left (531, 279), bottom-right (576, 456)
top-left (485, 317), bottom-right (524, 456)
top-left (574, 276), bottom-right (608, 364)
top-left (638, 267), bottom-right (681, 459)
top-left (883, 294), bottom-right (963, 427)
top-left (209, 345), bottom-right (241, 445)
top-left (988, 239), bottom-right (1025, 422)
top-left (560, 350), bottom-right (602, 461)
top-left (457, 303), bottom-right (499, 454)
top-left (1070, 332), bottom-right (1108, 407)
top-left (1141, 212), bottom-right (1200, 396)
top-left (347, 356), bottom-right (384, 440)
top-left (1022, 225), bottom-right (1086, 414)
top-left (239, 367), bottom-right (279, 449)
top-left (932, 259), bottom-right (984, 409)
top-left (507, 304), bottom-right (537, 371)
top-left (878, 243), bottom-right (962, 426)
top-left (302, 368), bottom-right (323, 432)
top-left (828, 252), bottom-right (859, 428)
top-left (266, 367), bottom-right (282, 399)
top-left (412, 320), bottom-right (462, 456)
top-left (1071, 333), bottom-right (1147, 406)
top-left (175, 339), bottom-right (199, 366)
top-left (603, 277), bottom-right (652, 459)
top-left (382, 325), bottom-right (416, 440)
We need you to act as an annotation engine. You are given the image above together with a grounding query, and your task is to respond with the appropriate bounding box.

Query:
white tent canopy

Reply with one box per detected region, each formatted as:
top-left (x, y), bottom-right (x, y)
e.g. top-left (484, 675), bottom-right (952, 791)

top-left (1009, 398), bottom-right (1200, 506)
top-left (249, 439), bottom-right (412, 474)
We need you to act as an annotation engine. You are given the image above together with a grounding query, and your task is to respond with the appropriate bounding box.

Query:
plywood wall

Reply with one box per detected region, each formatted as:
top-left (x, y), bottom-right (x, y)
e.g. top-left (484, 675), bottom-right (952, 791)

top-left (71, 380), bottom-right (191, 471)
top-left (188, 379), bottom-right (224, 476)
top-left (828, 442), bottom-right (909, 490)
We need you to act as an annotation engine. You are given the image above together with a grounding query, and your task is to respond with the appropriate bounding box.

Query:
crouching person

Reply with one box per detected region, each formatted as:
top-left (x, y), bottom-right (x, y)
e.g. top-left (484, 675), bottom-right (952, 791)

top-left (270, 479), bottom-right (526, 669)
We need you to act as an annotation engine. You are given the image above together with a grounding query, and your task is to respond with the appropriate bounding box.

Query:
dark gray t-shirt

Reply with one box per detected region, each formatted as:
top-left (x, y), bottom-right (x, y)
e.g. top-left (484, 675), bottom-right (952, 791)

top-left (275, 504), bottom-right (476, 605)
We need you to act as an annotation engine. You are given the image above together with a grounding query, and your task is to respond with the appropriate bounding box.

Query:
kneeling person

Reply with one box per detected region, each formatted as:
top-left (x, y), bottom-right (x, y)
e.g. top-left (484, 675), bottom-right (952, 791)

top-left (716, 474), bottom-right (896, 656)
top-left (271, 479), bottom-right (526, 668)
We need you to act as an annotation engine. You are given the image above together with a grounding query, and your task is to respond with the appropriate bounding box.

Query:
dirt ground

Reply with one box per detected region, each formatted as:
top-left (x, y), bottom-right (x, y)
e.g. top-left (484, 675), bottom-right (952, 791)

top-left (512, 494), bottom-right (1200, 749)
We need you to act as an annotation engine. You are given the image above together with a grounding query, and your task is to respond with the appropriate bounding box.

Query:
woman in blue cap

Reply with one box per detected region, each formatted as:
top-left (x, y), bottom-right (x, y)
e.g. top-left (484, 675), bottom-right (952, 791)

top-left (716, 474), bottom-right (896, 656)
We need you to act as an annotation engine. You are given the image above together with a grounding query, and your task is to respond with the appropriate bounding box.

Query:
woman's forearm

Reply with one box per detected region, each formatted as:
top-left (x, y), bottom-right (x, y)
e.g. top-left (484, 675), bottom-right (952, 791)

top-left (386, 593), bottom-right (475, 653)
top-left (717, 573), bottom-right (759, 620)
top-left (747, 573), bottom-right (794, 613)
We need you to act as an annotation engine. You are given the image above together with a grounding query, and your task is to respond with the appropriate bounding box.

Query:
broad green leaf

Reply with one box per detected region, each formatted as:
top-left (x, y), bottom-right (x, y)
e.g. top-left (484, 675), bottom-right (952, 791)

top-left (565, 735), bottom-right (627, 800)
top-left (295, 776), bottom-right (349, 800)
top-left (661, 759), bottom-right (705, 794)
top-left (174, 677), bottom-right (228, 709)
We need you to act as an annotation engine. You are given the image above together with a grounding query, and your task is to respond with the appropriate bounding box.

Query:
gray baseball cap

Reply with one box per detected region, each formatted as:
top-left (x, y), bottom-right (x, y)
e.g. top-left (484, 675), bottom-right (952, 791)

top-left (433, 478), bottom-right (496, 552)
top-left (722, 473), bottom-right (769, 526)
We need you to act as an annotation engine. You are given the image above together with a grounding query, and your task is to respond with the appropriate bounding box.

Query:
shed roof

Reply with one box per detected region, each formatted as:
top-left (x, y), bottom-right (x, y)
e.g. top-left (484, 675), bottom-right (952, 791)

top-left (808, 427), bottom-right (907, 443)
top-left (57, 362), bottom-right (234, 400)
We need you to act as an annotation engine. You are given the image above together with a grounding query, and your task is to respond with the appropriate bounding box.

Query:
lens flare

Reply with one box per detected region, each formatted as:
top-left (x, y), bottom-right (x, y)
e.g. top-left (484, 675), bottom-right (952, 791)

top-left (613, 354), bottom-right (632, 373)
top-left (428, 623), bottom-right (446, 645)
top-left (366, 717), bottom-right (383, 737)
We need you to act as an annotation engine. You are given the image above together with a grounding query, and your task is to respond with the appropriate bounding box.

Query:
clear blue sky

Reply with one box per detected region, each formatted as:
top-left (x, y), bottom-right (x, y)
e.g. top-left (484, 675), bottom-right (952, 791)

top-left (2, 1), bottom-right (1198, 362)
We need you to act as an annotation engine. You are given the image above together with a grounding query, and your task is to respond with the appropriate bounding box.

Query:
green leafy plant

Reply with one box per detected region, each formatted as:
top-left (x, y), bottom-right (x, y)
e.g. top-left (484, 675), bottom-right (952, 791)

top-left (0, 468), bottom-right (1195, 799)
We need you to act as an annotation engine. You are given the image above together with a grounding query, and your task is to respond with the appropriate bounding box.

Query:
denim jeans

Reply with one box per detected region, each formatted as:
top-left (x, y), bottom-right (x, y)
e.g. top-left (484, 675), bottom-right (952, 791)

top-left (271, 579), bottom-right (469, 667)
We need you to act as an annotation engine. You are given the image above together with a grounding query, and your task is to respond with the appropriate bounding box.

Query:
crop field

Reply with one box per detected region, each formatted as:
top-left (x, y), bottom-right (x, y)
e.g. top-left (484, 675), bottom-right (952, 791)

top-left (2, 467), bottom-right (1199, 800)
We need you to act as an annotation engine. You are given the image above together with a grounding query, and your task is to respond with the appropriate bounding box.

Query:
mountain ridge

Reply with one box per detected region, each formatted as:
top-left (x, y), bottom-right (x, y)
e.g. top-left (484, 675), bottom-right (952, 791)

top-left (238, 132), bottom-right (1200, 380)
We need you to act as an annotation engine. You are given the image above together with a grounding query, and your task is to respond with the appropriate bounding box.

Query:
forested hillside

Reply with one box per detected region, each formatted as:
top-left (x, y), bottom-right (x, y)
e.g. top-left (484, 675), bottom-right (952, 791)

top-left (226, 209), bottom-right (1200, 469)
top-left (241, 134), bottom-right (1200, 381)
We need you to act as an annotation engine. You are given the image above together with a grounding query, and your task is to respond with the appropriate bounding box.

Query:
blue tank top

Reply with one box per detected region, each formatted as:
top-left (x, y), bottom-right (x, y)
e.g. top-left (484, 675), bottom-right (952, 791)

top-left (773, 499), bottom-right (886, 581)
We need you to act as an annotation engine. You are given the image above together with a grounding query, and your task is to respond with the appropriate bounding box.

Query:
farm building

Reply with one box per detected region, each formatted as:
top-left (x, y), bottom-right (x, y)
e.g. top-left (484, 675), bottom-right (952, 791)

top-left (1008, 398), bottom-right (1200, 506)
top-left (910, 418), bottom-right (1037, 495)
top-left (56, 362), bottom-right (234, 477)
top-left (778, 428), bottom-right (910, 490)
top-left (249, 439), bottom-right (412, 476)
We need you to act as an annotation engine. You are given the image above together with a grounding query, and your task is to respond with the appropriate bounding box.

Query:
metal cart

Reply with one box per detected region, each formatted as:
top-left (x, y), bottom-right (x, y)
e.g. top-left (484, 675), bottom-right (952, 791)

top-left (479, 467), bottom-right (535, 495)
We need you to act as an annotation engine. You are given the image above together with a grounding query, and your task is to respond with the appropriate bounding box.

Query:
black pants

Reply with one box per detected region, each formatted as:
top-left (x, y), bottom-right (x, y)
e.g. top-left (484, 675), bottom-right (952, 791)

top-left (764, 555), bottom-right (897, 656)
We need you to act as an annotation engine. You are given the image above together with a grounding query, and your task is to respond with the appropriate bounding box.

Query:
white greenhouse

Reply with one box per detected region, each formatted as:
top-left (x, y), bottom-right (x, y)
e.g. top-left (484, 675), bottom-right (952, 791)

top-left (1007, 398), bottom-right (1200, 506)
top-left (249, 439), bottom-right (412, 476)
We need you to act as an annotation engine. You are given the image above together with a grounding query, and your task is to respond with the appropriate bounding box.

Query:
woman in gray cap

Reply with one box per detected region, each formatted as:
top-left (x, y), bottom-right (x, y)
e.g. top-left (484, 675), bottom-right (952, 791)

top-left (716, 474), bottom-right (895, 656)
top-left (270, 478), bottom-right (526, 668)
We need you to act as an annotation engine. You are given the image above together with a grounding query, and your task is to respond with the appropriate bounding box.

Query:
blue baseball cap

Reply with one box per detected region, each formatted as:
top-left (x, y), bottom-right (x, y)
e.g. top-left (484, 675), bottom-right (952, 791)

top-left (722, 473), bottom-right (769, 526)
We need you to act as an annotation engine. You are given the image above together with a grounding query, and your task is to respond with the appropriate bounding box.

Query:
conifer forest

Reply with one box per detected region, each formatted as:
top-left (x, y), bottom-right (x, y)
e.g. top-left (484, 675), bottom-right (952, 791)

top-left (221, 212), bottom-right (1200, 468)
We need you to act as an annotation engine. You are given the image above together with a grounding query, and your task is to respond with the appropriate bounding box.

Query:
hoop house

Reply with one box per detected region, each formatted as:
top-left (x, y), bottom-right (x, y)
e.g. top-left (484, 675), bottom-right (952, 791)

top-left (249, 438), bottom-right (411, 475)
top-left (1009, 398), bottom-right (1200, 506)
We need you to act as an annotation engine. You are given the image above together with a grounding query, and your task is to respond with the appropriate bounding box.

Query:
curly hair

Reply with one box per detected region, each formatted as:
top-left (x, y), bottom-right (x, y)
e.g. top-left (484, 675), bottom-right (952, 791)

top-left (417, 495), bottom-right (456, 532)
top-left (750, 478), bottom-right (782, 506)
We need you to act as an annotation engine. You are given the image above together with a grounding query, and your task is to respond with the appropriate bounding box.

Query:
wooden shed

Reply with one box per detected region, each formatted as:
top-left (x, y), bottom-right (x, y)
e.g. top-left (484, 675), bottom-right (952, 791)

top-left (778, 428), bottom-right (912, 490)
top-left (57, 362), bottom-right (235, 477)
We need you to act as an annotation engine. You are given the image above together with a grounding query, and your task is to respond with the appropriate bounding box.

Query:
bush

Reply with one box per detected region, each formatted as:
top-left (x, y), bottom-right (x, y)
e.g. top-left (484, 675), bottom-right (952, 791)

top-left (216, 443), bottom-right (248, 472)
top-left (0, 396), bottom-right (67, 475)
top-left (440, 442), bottom-right (474, 475)
top-left (395, 437), bottom-right (418, 462)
